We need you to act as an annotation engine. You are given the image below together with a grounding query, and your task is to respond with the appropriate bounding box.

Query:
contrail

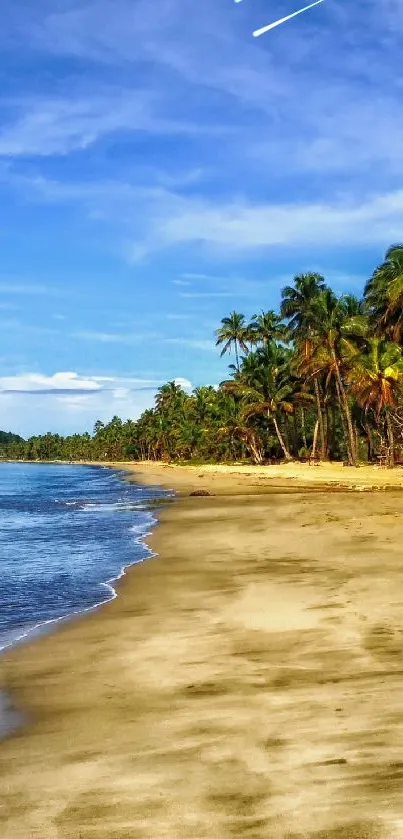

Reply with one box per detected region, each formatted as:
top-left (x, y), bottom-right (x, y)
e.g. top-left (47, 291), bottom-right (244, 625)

top-left (253, 0), bottom-right (324, 38)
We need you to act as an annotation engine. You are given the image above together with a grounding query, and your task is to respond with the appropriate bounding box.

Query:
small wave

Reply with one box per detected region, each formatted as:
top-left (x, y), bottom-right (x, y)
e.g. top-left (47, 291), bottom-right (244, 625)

top-left (0, 545), bottom-right (156, 655)
top-left (53, 499), bottom-right (81, 508)
top-left (0, 464), bottom-right (171, 657)
top-left (80, 501), bottom-right (147, 513)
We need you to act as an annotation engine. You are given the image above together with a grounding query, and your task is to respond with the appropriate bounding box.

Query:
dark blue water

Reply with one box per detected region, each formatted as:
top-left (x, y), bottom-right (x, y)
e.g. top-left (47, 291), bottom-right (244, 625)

top-left (0, 463), bottom-right (171, 652)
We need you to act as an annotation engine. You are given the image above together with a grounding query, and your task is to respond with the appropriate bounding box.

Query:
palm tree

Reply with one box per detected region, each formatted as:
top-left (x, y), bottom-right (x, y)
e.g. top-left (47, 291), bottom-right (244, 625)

top-left (348, 338), bottom-right (403, 466)
top-left (364, 244), bottom-right (403, 342)
top-left (281, 272), bottom-right (327, 458)
top-left (305, 289), bottom-right (362, 465)
top-left (215, 311), bottom-right (249, 371)
top-left (155, 381), bottom-right (186, 413)
top-left (281, 272), bottom-right (326, 337)
top-left (248, 310), bottom-right (285, 346)
top-left (222, 343), bottom-right (295, 461)
top-left (192, 386), bottom-right (216, 424)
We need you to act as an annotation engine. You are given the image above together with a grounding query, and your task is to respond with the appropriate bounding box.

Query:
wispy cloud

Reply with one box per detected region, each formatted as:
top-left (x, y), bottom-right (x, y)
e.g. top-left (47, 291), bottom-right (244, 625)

top-left (147, 189), bottom-right (403, 254)
top-left (0, 92), bottom-right (223, 158)
top-left (180, 273), bottom-right (226, 281)
top-left (178, 291), bottom-right (234, 299)
top-left (73, 329), bottom-right (162, 344)
top-left (12, 0), bottom-right (403, 182)
top-left (0, 0), bottom-right (402, 434)
top-left (74, 328), bottom-right (216, 353)
top-left (0, 281), bottom-right (52, 295)
top-left (0, 371), bottom-right (100, 395)
top-left (11, 170), bottom-right (403, 259)
top-left (164, 338), bottom-right (215, 352)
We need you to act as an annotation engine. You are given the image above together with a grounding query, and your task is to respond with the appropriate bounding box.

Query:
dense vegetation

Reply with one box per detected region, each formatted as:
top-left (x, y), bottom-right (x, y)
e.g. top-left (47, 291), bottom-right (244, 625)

top-left (3, 244), bottom-right (403, 467)
top-left (0, 430), bottom-right (24, 446)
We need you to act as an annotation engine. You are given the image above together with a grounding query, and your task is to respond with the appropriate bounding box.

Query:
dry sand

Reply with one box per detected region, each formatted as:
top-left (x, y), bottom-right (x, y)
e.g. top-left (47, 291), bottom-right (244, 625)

top-left (2, 463), bottom-right (403, 837)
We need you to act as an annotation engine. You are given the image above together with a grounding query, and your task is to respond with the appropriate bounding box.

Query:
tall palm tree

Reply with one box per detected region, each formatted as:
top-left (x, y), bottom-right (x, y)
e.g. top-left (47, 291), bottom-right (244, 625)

top-left (306, 289), bottom-right (362, 465)
top-left (248, 310), bottom-right (285, 346)
top-left (364, 244), bottom-right (403, 342)
top-left (281, 272), bottom-right (327, 458)
top-left (155, 381), bottom-right (185, 412)
top-left (281, 272), bottom-right (326, 338)
top-left (215, 312), bottom-right (249, 371)
top-left (348, 338), bottom-right (403, 466)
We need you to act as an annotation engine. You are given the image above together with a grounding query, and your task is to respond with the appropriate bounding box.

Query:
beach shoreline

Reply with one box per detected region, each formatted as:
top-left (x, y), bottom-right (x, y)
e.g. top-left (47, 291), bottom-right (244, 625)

top-left (3, 464), bottom-right (403, 836)
top-left (5, 457), bottom-right (403, 492)
top-left (0, 463), bottom-right (169, 661)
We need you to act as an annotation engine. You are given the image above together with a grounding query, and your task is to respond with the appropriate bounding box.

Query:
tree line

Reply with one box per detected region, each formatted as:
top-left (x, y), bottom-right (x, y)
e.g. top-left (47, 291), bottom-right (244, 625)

top-left (3, 244), bottom-right (403, 467)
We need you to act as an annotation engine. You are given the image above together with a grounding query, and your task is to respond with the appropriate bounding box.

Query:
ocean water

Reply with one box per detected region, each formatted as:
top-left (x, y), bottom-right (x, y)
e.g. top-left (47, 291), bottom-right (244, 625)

top-left (0, 463), bottom-right (171, 654)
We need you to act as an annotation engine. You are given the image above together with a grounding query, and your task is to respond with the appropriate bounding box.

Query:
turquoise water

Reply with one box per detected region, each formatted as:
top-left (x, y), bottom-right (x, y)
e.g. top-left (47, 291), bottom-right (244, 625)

top-left (0, 463), bottom-right (170, 653)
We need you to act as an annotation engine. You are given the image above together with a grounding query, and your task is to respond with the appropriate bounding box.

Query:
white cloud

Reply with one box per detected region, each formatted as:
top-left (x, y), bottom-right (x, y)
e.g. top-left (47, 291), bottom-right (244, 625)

top-left (112, 387), bottom-right (131, 399)
top-left (174, 377), bottom-right (192, 389)
top-left (0, 372), bottom-right (100, 394)
top-left (55, 394), bottom-right (96, 409)
top-left (0, 371), bottom-right (194, 435)
top-left (15, 0), bottom-right (403, 179)
top-left (12, 168), bottom-right (403, 258)
top-left (150, 189), bottom-right (403, 253)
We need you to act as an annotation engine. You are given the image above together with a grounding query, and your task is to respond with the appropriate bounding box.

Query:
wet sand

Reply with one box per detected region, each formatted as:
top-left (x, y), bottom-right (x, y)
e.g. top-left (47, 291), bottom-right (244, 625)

top-left (2, 464), bottom-right (403, 837)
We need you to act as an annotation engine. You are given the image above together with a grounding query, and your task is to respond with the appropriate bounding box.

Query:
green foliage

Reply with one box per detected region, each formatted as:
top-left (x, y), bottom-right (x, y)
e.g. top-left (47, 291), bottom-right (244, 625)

top-left (3, 246), bottom-right (403, 467)
top-left (0, 430), bottom-right (24, 445)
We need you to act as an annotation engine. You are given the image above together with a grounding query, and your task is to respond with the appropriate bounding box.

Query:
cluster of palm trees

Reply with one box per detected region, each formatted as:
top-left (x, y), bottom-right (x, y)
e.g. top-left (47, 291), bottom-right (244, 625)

top-left (3, 244), bottom-right (403, 466)
top-left (215, 245), bottom-right (403, 466)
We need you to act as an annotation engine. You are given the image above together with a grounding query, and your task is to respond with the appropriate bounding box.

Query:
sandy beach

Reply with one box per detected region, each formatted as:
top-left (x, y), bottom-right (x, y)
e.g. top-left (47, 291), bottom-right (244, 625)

top-left (3, 463), bottom-right (403, 837)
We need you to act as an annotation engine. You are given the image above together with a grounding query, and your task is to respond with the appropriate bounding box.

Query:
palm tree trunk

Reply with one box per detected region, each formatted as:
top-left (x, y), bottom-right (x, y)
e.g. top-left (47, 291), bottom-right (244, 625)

top-left (292, 412), bottom-right (299, 456)
top-left (334, 377), bottom-right (353, 465)
top-left (312, 419), bottom-right (319, 460)
top-left (271, 414), bottom-right (293, 461)
top-left (314, 378), bottom-right (326, 459)
top-left (331, 403), bottom-right (337, 459)
top-left (284, 414), bottom-right (291, 453)
top-left (364, 421), bottom-right (374, 462)
top-left (235, 341), bottom-right (240, 372)
top-left (300, 406), bottom-right (308, 449)
top-left (386, 410), bottom-right (395, 467)
top-left (354, 422), bottom-right (359, 462)
top-left (247, 432), bottom-right (264, 464)
top-left (333, 357), bottom-right (357, 465)
top-left (324, 403), bottom-right (330, 459)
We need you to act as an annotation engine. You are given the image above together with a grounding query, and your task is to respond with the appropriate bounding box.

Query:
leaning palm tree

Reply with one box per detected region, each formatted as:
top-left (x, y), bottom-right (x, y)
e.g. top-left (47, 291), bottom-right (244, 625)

top-left (348, 338), bottom-right (403, 466)
top-left (215, 312), bottom-right (249, 371)
top-left (364, 244), bottom-right (403, 343)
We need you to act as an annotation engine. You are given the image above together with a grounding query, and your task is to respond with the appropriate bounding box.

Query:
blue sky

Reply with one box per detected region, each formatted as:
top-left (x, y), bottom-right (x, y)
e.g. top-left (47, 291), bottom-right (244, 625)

top-left (0, 0), bottom-right (402, 436)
